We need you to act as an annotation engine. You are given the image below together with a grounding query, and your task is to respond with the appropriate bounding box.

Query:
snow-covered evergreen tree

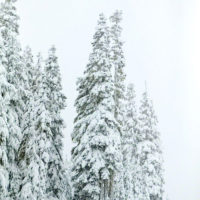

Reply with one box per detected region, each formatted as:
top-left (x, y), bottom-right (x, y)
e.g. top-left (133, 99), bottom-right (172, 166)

top-left (17, 54), bottom-right (51, 200)
top-left (44, 46), bottom-right (71, 200)
top-left (136, 86), bottom-right (165, 200)
top-left (0, 35), bottom-right (17, 200)
top-left (17, 46), bottom-right (35, 144)
top-left (110, 10), bottom-right (126, 125)
top-left (109, 10), bottom-right (126, 200)
top-left (71, 13), bottom-right (121, 200)
top-left (122, 83), bottom-right (138, 200)
top-left (0, 0), bottom-right (23, 198)
top-left (8, 46), bottom-right (35, 199)
top-left (0, 0), bottom-right (24, 110)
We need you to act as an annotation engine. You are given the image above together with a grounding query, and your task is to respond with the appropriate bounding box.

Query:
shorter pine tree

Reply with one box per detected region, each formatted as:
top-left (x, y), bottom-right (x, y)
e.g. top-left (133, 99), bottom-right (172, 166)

top-left (17, 54), bottom-right (51, 200)
top-left (136, 86), bottom-right (165, 200)
top-left (122, 84), bottom-right (138, 200)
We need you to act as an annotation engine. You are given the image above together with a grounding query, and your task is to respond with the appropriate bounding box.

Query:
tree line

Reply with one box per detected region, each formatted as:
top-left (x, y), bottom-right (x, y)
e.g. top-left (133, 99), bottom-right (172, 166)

top-left (0, 0), bottom-right (165, 199)
top-left (71, 11), bottom-right (165, 200)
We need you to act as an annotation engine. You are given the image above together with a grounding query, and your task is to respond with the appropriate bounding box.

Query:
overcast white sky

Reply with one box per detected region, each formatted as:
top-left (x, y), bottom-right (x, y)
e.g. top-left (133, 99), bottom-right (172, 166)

top-left (12, 0), bottom-right (200, 199)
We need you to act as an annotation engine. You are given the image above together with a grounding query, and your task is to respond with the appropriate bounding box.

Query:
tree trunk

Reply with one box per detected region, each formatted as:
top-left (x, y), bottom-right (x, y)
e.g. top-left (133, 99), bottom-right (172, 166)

top-left (108, 172), bottom-right (115, 200)
top-left (100, 181), bottom-right (104, 200)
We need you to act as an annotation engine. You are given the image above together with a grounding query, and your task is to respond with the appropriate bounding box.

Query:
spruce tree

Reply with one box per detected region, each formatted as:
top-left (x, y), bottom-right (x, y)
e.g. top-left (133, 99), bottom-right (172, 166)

top-left (8, 47), bottom-right (35, 199)
top-left (0, 36), bottom-right (17, 200)
top-left (136, 87), bottom-right (165, 200)
top-left (0, 0), bottom-right (23, 198)
top-left (122, 84), bottom-right (138, 200)
top-left (44, 46), bottom-right (71, 200)
top-left (71, 13), bottom-right (121, 200)
top-left (110, 10), bottom-right (126, 200)
top-left (18, 46), bottom-right (35, 146)
top-left (110, 10), bottom-right (126, 125)
top-left (17, 54), bottom-right (50, 200)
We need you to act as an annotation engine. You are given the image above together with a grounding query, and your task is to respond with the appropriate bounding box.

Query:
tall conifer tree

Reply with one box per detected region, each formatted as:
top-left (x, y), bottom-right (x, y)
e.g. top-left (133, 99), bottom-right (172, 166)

top-left (110, 10), bottom-right (126, 125)
top-left (44, 46), bottom-right (71, 200)
top-left (110, 10), bottom-right (126, 200)
top-left (136, 86), bottom-right (165, 200)
top-left (0, 35), bottom-right (17, 199)
top-left (17, 54), bottom-right (51, 200)
top-left (0, 0), bottom-right (23, 197)
top-left (71, 14), bottom-right (121, 200)
top-left (9, 47), bottom-right (35, 199)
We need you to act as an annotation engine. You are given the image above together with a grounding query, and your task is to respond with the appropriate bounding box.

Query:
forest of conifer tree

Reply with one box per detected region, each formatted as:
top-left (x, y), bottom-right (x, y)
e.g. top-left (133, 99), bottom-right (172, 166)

top-left (0, 0), bottom-right (165, 199)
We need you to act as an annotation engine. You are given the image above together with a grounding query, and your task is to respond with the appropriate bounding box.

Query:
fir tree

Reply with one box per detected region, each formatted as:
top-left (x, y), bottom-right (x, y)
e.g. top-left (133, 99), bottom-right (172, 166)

top-left (122, 84), bottom-right (138, 200)
top-left (44, 46), bottom-right (71, 200)
top-left (110, 10), bottom-right (126, 125)
top-left (17, 54), bottom-right (50, 200)
top-left (71, 13), bottom-right (121, 200)
top-left (8, 47), bottom-right (35, 199)
top-left (0, 0), bottom-right (22, 198)
top-left (18, 46), bottom-right (35, 145)
top-left (136, 86), bottom-right (165, 200)
top-left (0, 35), bottom-right (17, 200)
top-left (0, 0), bottom-right (25, 110)
top-left (110, 10), bottom-right (126, 200)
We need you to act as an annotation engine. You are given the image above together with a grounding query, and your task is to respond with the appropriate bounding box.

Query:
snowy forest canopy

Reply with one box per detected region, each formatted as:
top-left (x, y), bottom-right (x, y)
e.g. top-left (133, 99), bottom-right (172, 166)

top-left (0, 0), bottom-right (165, 199)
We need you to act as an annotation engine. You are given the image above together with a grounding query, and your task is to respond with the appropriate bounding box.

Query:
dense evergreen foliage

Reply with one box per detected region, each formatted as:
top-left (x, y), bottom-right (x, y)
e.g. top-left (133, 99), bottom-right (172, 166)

top-left (71, 13), bottom-right (121, 200)
top-left (71, 10), bottom-right (165, 200)
top-left (0, 1), bottom-right (71, 199)
top-left (135, 88), bottom-right (165, 200)
top-left (122, 84), bottom-right (138, 200)
top-left (0, 1), bottom-right (165, 199)
top-left (44, 46), bottom-right (71, 200)
top-left (0, 1), bottom-right (22, 198)
top-left (110, 10), bottom-right (126, 200)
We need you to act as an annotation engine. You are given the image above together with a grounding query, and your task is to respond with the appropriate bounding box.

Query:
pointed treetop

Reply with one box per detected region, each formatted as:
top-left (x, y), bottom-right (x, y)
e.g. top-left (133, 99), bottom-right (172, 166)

top-left (127, 83), bottom-right (134, 91)
top-left (97, 12), bottom-right (107, 27)
top-left (35, 53), bottom-right (43, 80)
top-left (23, 46), bottom-right (33, 58)
top-left (126, 83), bottom-right (135, 99)
top-left (145, 80), bottom-right (148, 93)
top-left (144, 81), bottom-right (152, 103)
top-left (0, 0), bottom-right (19, 34)
top-left (91, 12), bottom-right (109, 52)
top-left (49, 45), bottom-right (56, 55)
top-left (37, 52), bottom-right (42, 60)
top-left (142, 81), bottom-right (149, 104)
top-left (110, 10), bottom-right (123, 24)
top-left (99, 12), bottom-right (106, 20)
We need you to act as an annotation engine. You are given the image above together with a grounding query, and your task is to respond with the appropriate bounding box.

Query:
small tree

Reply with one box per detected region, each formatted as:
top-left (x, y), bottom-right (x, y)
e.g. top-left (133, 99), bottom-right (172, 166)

top-left (136, 86), bottom-right (165, 200)
top-left (122, 84), bottom-right (138, 200)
